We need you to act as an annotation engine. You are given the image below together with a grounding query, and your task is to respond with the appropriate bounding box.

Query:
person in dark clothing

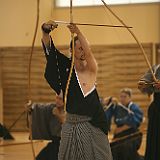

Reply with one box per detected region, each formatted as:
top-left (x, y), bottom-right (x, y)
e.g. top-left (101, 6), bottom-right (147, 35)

top-left (41, 21), bottom-right (112, 160)
top-left (104, 88), bottom-right (143, 160)
top-left (26, 93), bottom-right (65, 160)
top-left (144, 92), bottom-right (160, 160)
top-left (36, 137), bottom-right (60, 160)
top-left (138, 64), bottom-right (160, 160)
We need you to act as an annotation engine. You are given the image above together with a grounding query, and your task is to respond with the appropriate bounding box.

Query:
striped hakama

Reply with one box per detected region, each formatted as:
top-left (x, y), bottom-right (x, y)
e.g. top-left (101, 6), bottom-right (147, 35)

top-left (58, 113), bottom-right (113, 160)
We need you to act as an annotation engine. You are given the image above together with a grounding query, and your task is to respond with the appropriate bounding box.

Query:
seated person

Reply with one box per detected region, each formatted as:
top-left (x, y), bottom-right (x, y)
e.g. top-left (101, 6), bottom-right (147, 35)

top-left (104, 88), bottom-right (144, 160)
top-left (26, 91), bottom-right (65, 160)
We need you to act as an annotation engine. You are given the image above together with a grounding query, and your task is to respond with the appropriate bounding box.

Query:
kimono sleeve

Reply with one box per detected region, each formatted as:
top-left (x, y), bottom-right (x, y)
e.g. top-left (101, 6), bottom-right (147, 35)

top-left (42, 37), bottom-right (71, 95)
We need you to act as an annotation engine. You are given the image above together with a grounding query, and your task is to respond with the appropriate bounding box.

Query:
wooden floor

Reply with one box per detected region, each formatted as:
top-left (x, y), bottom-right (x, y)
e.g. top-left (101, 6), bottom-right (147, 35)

top-left (0, 132), bottom-right (146, 160)
top-left (0, 132), bottom-right (47, 160)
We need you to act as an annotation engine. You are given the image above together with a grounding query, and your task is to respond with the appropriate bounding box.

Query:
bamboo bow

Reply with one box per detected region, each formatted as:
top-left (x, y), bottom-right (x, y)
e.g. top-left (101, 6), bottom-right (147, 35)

top-left (64, 0), bottom-right (75, 112)
top-left (27, 0), bottom-right (40, 159)
top-left (100, 0), bottom-right (157, 82)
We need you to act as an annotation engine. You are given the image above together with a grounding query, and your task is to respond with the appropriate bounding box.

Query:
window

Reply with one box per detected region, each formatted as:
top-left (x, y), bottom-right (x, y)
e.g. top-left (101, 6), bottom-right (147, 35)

top-left (55, 0), bottom-right (160, 7)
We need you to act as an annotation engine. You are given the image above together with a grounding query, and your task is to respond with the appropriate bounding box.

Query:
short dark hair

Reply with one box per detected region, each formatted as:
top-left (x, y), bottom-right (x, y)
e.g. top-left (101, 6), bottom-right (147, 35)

top-left (70, 36), bottom-right (79, 49)
top-left (120, 88), bottom-right (132, 97)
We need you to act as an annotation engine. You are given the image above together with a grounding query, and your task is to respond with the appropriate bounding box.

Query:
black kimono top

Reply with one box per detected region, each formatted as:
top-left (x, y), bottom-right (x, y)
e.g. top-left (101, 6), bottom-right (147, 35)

top-left (42, 38), bottom-right (108, 134)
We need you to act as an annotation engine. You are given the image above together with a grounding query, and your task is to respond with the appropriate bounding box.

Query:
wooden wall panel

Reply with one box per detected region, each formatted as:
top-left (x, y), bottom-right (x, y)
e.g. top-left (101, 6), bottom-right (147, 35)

top-left (0, 43), bottom-right (153, 131)
top-left (156, 44), bottom-right (160, 64)
top-left (0, 51), bottom-right (3, 123)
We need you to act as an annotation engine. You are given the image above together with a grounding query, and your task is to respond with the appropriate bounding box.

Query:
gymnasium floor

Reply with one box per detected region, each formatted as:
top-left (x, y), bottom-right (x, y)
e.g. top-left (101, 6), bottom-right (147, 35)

top-left (0, 132), bottom-right (146, 160)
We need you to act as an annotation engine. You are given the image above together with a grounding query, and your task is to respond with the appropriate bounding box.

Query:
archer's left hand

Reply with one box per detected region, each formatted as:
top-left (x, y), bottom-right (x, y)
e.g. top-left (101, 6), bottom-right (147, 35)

top-left (67, 24), bottom-right (81, 35)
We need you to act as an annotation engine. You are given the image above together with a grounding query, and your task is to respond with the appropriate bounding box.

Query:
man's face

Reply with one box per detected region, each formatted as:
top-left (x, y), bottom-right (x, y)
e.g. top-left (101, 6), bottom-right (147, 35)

top-left (119, 92), bottom-right (131, 106)
top-left (74, 40), bottom-right (85, 61)
top-left (55, 95), bottom-right (64, 109)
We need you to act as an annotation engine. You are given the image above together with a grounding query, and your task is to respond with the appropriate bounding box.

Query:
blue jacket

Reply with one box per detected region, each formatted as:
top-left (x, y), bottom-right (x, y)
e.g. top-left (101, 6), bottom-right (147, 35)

top-left (105, 102), bottom-right (143, 130)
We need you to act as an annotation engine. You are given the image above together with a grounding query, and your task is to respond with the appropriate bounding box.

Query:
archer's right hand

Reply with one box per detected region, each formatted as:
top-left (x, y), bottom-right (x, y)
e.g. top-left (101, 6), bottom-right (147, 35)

top-left (41, 20), bottom-right (58, 34)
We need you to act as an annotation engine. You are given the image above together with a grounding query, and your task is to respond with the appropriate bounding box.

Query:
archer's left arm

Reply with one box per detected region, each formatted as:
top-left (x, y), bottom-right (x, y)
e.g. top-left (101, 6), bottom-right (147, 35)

top-left (67, 24), bottom-right (97, 73)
